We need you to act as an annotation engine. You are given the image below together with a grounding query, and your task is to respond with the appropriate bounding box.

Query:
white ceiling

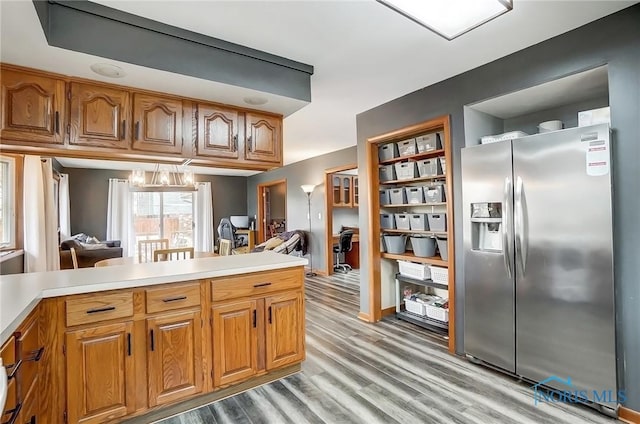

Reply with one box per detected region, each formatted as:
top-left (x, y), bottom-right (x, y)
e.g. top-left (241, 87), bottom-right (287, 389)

top-left (1, 0), bottom-right (635, 172)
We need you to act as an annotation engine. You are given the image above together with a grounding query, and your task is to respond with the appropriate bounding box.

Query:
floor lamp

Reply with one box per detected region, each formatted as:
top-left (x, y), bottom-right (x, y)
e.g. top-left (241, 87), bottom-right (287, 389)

top-left (301, 184), bottom-right (317, 277)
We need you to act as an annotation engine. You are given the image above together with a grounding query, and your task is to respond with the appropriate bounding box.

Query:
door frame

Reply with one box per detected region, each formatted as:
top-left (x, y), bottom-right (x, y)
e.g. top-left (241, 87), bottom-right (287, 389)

top-left (257, 179), bottom-right (287, 243)
top-left (324, 164), bottom-right (357, 275)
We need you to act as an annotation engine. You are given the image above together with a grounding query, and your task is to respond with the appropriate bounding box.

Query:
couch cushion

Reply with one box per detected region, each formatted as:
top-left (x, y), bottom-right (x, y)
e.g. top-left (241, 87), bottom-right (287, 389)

top-left (60, 239), bottom-right (83, 251)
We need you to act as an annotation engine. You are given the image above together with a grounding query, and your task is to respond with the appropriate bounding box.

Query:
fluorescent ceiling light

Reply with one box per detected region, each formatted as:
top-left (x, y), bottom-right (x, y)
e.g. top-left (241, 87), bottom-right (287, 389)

top-left (377, 0), bottom-right (513, 40)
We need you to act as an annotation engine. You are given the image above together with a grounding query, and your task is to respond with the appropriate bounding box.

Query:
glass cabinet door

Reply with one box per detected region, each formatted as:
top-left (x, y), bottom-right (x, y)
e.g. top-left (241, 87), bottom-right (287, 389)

top-left (353, 177), bottom-right (359, 207)
top-left (332, 176), bottom-right (342, 206)
top-left (342, 176), bottom-right (351, 206)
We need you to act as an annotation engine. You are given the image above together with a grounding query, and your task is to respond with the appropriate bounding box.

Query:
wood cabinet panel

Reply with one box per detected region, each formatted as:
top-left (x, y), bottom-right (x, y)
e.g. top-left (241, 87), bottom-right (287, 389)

top-left (196, 103), bottom-right (239, 159)
top-left (132, 93), bottom-right (183, 154)
top-left (66, 321), bottom-right (135, 424)
top-left (245, 113), bottom-right (281, 163)
top-left (17, 313), bottom-right (41, 401)
top-left (210, 267), bottom-right (302, 302)
top-left (146, 310), bottom-right (203, 407)
top-left (65, 291), bottom-right (134, 327)
top-left (1, 336), bottom-right (17, 419)
top-left (17, 379), bottom-right (38, 424)
top-left (265, 291), bottom-right (304, 370)
top-left (212, 300), bottom-right (258, 387)
top-left (0, 69), bottom-right (65, 144)
top-left (145, 282), bottom-right (201, 314)
top-left (69, 82), bottom-right (130, 148)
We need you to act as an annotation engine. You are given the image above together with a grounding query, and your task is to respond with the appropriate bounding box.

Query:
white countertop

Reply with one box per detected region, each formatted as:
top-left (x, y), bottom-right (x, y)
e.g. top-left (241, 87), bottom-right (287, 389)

top-left (0, 252), bottom-right (307, 343)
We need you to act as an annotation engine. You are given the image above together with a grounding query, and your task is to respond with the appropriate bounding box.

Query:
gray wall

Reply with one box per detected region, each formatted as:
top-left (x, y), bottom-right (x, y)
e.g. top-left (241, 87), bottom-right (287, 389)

top-left (247, 146), bottom-right (357, 273)
top-left (64, 168), bottom-right (247, 244)
top-left (356, 5), bottom-right (639, 409)
top-left (0, 252), bottom-right (24, 275)
top-left (332, 208), bottom-right (359, 234)
top-left (268, 182), bottom-right (287, 221)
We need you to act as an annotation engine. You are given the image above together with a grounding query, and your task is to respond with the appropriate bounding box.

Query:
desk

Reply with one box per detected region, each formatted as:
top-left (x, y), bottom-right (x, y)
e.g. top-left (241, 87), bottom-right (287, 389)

top-left (236, 229), bottom-right (257, 251)
top-left (95, 251), bottom-right (217, 267)
top-left (332, 233), bottom-right (360, 269)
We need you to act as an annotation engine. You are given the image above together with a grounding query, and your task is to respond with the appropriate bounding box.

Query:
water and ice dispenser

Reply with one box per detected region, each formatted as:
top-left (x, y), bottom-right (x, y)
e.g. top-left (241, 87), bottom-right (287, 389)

top-left (470, 202), bottom-right (503, 252)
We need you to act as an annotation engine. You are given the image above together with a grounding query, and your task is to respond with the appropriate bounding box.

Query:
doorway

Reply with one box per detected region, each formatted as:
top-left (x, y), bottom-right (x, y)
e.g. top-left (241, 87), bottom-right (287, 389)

top-left (257, 179), bottom-right (287, 243)
top-left (324, 164), bottom-right (358, 275)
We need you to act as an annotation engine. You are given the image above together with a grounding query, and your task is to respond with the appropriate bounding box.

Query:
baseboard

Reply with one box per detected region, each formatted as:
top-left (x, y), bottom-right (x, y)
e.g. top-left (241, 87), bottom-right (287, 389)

top-left (357, 311), bottom-right (371, 322)
top-left (381, 306), bottom-right (396, 317)
top-left (620, 406), bottom-right (640, 424)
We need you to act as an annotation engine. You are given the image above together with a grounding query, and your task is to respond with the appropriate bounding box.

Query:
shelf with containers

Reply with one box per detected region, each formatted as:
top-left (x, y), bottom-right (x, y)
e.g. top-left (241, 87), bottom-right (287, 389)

top-left (366, 115), bottom-right (455, 351)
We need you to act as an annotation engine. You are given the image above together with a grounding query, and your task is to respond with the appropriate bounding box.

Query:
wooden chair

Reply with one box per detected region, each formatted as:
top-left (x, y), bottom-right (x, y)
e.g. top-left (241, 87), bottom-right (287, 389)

top-left (218, 239), bottom-right (232, 256)
top-left (153, 247), bottom-right (195, 262)
top-left (70, 247), bottom-right (79, 269)
top-left (138, 239), bottom-right (169, 263)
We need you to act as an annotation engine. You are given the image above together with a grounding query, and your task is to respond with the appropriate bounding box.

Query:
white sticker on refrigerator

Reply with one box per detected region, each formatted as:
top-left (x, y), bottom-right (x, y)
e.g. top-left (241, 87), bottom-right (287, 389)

top-left (585, 138), bottom-right (609, 176)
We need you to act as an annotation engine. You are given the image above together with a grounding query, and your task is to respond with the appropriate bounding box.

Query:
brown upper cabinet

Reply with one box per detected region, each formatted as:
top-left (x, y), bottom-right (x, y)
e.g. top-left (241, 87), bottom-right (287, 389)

top-left (69, 82), bottom-right (131, 149)
top-left (132, 93), bottom-right (183, 154)
top-left (0, 69), bottom-right (65, 145)
top-left (196, 103), bottom-right (239, 159)
top-left (331, 174), bottom-right (355, 208)
top-left (245, 113), bottom-right (281, 163)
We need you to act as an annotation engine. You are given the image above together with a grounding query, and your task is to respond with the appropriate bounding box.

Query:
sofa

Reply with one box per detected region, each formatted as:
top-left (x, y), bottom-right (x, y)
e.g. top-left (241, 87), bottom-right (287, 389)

top-left (251, 230), bottom-right (307, 256)
top-left (60, 238), bottom-right (123, 269)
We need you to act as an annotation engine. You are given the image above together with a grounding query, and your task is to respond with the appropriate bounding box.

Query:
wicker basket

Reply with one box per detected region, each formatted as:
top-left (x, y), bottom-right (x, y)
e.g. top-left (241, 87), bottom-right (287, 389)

top-left (429, 266), bottom-right (449, 285)
top-left (404, 298), bottom-right (426, 316)
top-left (398, 260), bottom-right (431, 280)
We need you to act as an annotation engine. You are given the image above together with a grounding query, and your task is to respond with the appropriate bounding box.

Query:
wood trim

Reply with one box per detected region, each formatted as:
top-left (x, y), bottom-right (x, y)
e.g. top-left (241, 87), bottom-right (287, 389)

top-left (365, 137), bottom-right (382, 322)
top-left (620, 406), bottom-right (640, 424)
top-left (256, 179), bottom-right (287, 244)
top-left (381, 306), bottom-right (396, 318)
top-left (442, 115), bottom-right (456, 354)
top-left (357, 311), bottom-right (371, 322)
top-left (0, 153), bottom-right (24, 251)
top-left (367, 116), bottom-right (447, 145)
top-left (324, 163), bottom-right (357, 275)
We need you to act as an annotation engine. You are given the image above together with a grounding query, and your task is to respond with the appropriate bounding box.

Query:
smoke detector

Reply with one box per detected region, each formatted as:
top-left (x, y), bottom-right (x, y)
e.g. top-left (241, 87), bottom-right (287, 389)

top-left (90, 63), bottom-right (126, 78)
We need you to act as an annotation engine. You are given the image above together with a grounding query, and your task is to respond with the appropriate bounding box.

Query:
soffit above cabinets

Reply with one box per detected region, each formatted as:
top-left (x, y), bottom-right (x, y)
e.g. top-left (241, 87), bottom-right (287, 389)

top-left (31, 0), bottom-right (313, 111)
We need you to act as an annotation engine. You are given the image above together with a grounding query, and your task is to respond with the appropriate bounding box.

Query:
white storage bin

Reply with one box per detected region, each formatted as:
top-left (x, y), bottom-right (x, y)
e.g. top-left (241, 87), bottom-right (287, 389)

top-left (426, 305), bottom-right (449, 322)
top-left (405, 186), bottom-right (425, 204)
top-left (438, 156), bottom-right (446, 175)
top-left (379, 164), bottom-right (396, 182)
top-left (388, 188), bottom-right (407, 205)
top-left (416, 158), bottom-right (441, 177)
top-left (378, 143), bottom-right (399, 161)
top-left (396, 138), bottom-right (417, 157)
top-left (380, 214), bottom-right (396, 229)
top-left (379, 188), bottom-right (390, 205)
top-left (429, 266), bottom-right (449, 285)
top-left (404, 298), bottom-right (426, 316)
top-left (415, 132), bottom-right (442, 153)
top-left (394, 214), bottom-right (411, 230)
top-left (394, 162), bottom-right (418, 180)
top-left (409, 213), bottom-right (428, 231)
top-left (424, 184), bottom-right (446, 203)
top-left (427, 213), bottom-right (447, 232)
top-left (398, 260), bottom-right (431, 280)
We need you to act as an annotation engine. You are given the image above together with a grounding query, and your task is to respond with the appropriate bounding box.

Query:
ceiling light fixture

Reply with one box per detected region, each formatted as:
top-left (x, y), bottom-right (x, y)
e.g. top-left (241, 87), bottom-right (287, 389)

top-left (377, 0), bottom-right (513, 41)
top-left (243, 96), bottom-right (268, 106)
top-left (129, 164), bottom-right (196, 192)
top-left (90, 63), bottom-right (126, 78)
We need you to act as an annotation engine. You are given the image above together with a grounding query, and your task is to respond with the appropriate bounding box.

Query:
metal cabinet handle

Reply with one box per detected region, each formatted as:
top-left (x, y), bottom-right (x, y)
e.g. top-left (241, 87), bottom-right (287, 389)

top-left (502, 177), bottom-right (513, 279)
top-left (252, 309), bottom-right (257, 328)
top-left (2, 402), bottom-right (22, 424)
top-left (247, 135), bottom-right (252, 151)
top-left (514, 176), bottom-right (527, 276)
top-left (26, 347), bottom-right (44, 362)
top-left (55, 111), bottom-right (60, 134)
top-left (233, 134), bottom-right (238, 152)
top-left (150, 329), bottom-right (155, 351)
top-left (127, 333), bottom-right (132, 356)
top-left (162, 296), bottom-right (187, 303)
top-left (268, 306), bottom-right (272, 324)
top-left (135, 121), bottom-right (140, 140)
top-left (6, 360), bottom-right (22, 380)
top-left (253, 282), bottom-right (271, 288)
top-left (121, 120), bottom-right (126, 140)
top-left (86, 306), bottom-right (115, 314)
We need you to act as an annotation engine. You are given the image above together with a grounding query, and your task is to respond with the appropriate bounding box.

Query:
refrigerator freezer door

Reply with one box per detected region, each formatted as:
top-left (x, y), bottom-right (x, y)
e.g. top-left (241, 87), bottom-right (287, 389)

top-left (462, 141), bottom-right (516, 373)
top-left (513, 124), bottom-right (616, 400)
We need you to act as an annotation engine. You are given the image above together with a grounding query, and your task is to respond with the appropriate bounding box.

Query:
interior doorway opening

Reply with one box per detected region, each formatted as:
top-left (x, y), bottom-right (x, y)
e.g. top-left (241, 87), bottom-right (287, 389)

top-left (257, 179), bottom-right (287, 244)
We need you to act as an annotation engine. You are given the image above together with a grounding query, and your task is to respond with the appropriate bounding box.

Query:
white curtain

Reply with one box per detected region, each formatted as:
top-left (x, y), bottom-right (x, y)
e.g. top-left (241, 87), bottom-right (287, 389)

top-left (58, 173), bottom-right (71, 241)
top-left (23, 156), bottom-right (60, 272)
top-left (194, 182), bottom-right (214, 252)
top-left (106, 179), bottom-right (133, 256)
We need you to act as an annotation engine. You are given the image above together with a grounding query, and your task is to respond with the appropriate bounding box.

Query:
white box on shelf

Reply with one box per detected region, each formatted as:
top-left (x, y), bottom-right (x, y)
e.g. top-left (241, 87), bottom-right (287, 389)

top-left (425, 305), bottom-right (449, 322)
top-left (578, 106), bottom-right (610, 127)
top-left (398, 260), bottom-right (431, 280)
top-left (404, 298), bottom-right (426, 316)
top-left (480, 131), bottom-right (528, 145)
top-left (429, 266), bottom-right (449, 285)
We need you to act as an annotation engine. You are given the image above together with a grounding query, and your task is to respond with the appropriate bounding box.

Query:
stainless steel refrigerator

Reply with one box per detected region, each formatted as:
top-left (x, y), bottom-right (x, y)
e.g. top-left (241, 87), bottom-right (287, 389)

top-left (461, 123), bottom-right (616, 405)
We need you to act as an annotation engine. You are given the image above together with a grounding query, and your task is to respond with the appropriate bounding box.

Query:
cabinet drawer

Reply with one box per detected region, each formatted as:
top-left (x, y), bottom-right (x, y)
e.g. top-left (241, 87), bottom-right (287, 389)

top-left (17, 314), bottom-right (42, 401)
top-left (211, 268), bottom-right (303, 302)
top-left (1, 336), bottom-right (17, 418)
top-left (66, 292), bottom-right (134, 326)
top-left (146, 282), bottom-right (201, 314)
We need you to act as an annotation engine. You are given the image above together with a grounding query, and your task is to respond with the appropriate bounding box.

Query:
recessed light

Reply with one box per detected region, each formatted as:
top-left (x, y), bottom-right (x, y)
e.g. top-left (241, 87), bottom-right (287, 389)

top-left (243, 96), bottom-right (268, 106)
top-left (90, 63), bottom-right (126, 78)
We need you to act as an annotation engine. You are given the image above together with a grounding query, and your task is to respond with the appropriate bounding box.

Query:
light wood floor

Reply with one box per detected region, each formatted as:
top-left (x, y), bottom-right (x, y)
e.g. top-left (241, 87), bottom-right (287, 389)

top-left (159, 270), bottom-right (615, 424)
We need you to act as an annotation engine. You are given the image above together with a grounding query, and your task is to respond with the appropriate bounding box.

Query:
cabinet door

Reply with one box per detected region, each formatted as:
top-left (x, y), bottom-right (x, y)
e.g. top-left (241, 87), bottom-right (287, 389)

top-left (332, 176), bottom-right (342, 206)
top-left (147, 310), bottom-right (203, 407)
top-left (212, 300), bottom-right (258, 387)
top-left (17, 380), bottom-right (38, 424)
top-left (0, 69), bottom-right (65, 144)
top-left (69, 82), bottom-right (130, 149)
top-left (342, 176), bottom-right (352, 207)
top-left (196, 103), bottom-right (239, 159)
top-left (17, 313), bottom-right (41, 401)
top-left (245, 113), bottom-right (281, 163)
top-left (132, 93), bottom-right (183, 154)
top-left (66, 322), bottom-right (135, 424)
top-left (353, 176), bottom-right (359, 207)
top-left (265, 291), bottom-right (304, 370)
top-left (1, 336), bottom-right (17, 419)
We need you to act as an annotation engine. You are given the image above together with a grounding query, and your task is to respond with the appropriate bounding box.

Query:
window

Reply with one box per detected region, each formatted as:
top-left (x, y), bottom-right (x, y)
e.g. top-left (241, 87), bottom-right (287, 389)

top-left (132, 191), bottom-right (194, 256)
top-left (0, 156), bottom-right (16, 249)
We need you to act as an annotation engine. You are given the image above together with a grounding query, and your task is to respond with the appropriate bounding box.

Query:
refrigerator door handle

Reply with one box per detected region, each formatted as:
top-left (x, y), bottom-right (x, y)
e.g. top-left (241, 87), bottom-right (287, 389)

top-left (514, 176), bottom-right (527, 275)
top-left (503, 177), bottom-right (513, 278)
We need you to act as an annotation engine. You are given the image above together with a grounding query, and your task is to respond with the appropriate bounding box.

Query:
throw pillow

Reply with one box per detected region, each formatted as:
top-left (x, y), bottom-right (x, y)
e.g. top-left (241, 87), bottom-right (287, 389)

top-left (85, 236), bottom-right (101, 244)
top-left (80, 243), bottom-right (108, 250)
top-left (264, 237), bottom-right (284, 250)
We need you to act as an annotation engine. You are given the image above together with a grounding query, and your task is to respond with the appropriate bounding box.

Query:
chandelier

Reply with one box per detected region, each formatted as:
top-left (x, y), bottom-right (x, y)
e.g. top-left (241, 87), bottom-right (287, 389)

top-left (129, 163), bottom-right (196, 192)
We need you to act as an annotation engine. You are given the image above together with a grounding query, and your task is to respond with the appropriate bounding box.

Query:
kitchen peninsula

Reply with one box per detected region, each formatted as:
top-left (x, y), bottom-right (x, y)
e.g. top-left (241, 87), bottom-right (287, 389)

top-left (0, 252), bottom-right (307, 424)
